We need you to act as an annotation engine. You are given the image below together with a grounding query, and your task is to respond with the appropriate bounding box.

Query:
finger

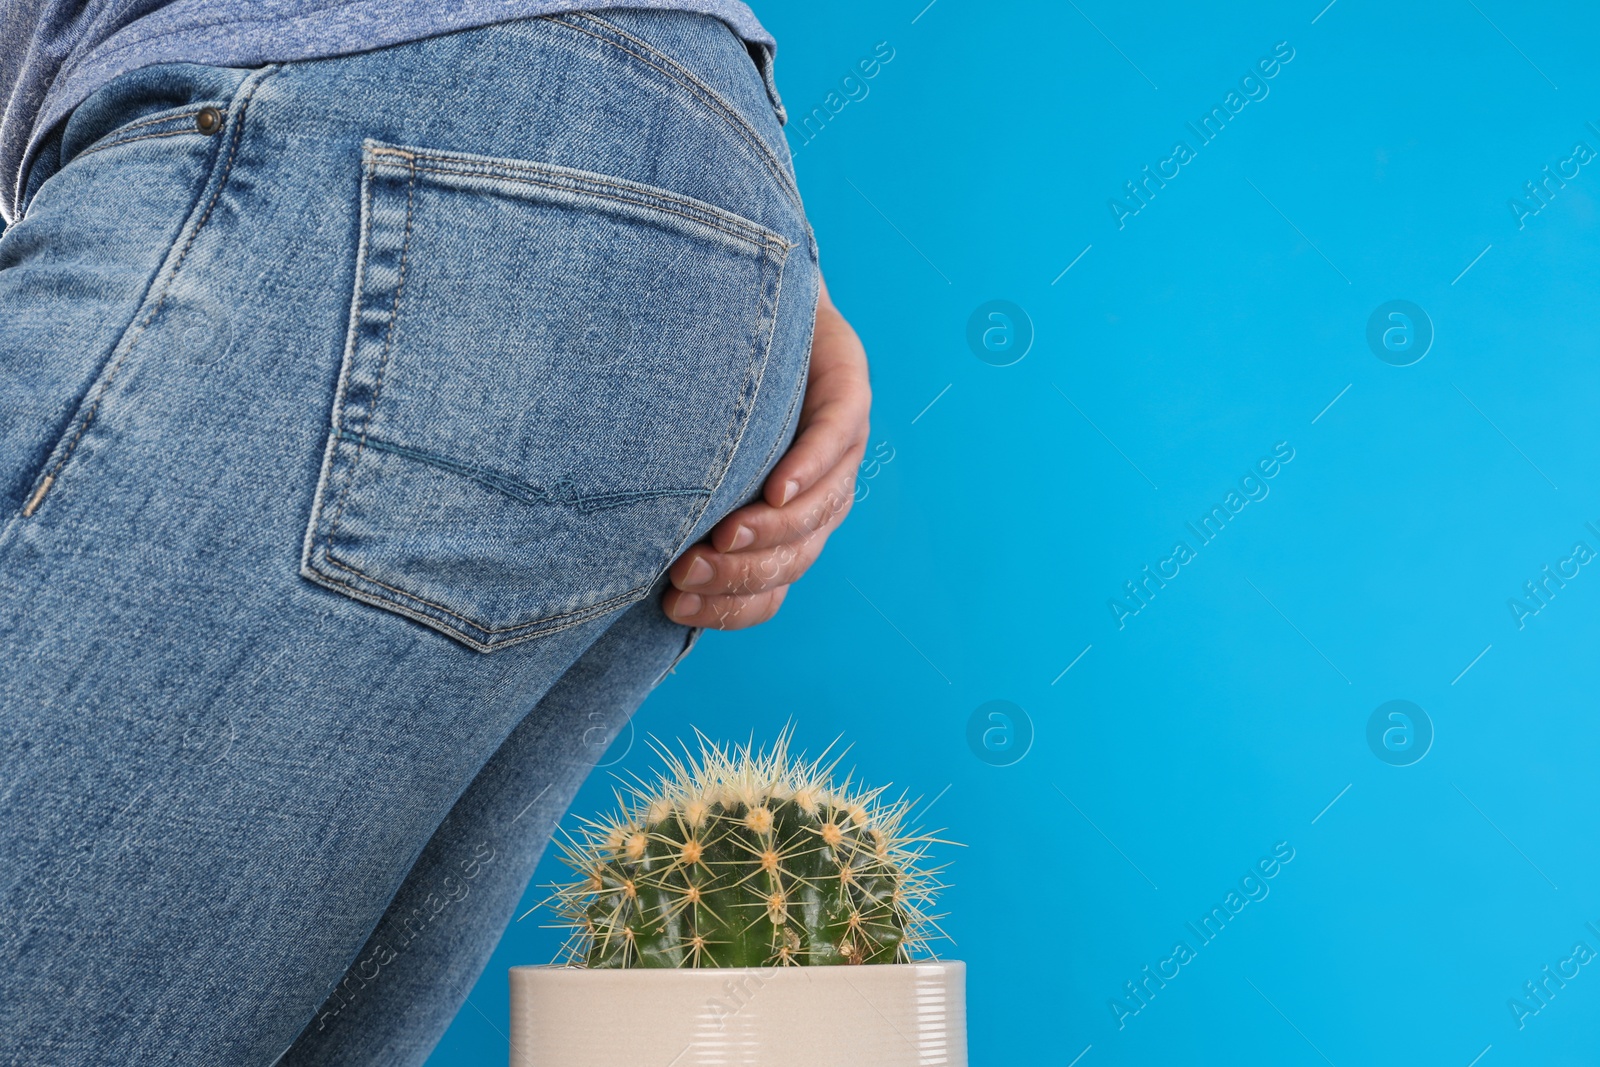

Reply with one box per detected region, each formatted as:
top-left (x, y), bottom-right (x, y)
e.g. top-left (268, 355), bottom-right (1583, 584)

top-left (670, 505), bottom-right (835, 597)
top-left (662, 584), bottom-right (789, 631)
top-left (763, 295), bottom-right (871, 508)
top-left (703, 453), bottom-right (858, 559)
top-left (671, 467), bottom-right (852, 596)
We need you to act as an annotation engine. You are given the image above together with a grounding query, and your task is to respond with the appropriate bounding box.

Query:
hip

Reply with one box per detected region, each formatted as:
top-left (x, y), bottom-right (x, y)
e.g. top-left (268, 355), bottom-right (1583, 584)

top-left (0, 9), bottom-right (819, 652)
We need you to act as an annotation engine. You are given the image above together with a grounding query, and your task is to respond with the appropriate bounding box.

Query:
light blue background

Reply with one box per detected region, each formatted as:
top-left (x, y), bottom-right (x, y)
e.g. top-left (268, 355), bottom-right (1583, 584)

top-left (430, 2), bottom-right (1600, 1064)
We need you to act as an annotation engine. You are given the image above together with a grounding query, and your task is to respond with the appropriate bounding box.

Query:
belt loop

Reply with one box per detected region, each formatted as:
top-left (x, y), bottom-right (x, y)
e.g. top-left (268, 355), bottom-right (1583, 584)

top-left (748, 41), bottom-right (788, 126)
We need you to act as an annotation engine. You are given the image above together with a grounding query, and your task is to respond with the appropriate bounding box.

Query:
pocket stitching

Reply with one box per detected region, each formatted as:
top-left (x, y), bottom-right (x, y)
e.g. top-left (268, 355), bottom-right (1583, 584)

top-left (304, 145), bottom-right (792, 646)
top-left (646, 234), bottom-right (786, 587)
top-left (99, 108), bottom-right (198, 138)
top-left (312, 242), bottom-right (780, 642)
top-left (73, 107), bottom-right (224, 162)
top-left (302, 144), bottom-right (790, 646)
top-left (334, 431), bottom-right (709, 510)
top-left (317, 548), bottom-right (653, 636)
top-left (75, 126), bottom-right (207, 160)
top-left (409, 163), bottom-right (783, 252)
top-left (320, 154), bottom-right (418, 554)
top-left (372, 145), bottom-right (792, 254)
top-left (730, 277), bottom-right (817, 507)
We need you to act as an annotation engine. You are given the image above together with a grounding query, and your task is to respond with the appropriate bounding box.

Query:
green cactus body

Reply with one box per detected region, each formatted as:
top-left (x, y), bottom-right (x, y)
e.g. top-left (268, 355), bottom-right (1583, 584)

top-left (549, 732), bottom-right (946, 968)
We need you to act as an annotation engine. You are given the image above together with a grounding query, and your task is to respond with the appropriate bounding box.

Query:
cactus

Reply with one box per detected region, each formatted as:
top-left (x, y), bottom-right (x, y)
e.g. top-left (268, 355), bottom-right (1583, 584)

top-left (546, 731), bottom-right (948, 968)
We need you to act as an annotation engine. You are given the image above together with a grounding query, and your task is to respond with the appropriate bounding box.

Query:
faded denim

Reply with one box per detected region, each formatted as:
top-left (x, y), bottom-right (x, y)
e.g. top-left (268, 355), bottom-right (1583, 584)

top-left (0, 11), bottom-right (816, 1065)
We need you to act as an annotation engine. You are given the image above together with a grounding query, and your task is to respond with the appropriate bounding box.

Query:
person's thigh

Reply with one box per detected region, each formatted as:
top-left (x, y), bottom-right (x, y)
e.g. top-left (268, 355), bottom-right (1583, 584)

top-left (0, 12), bottom-right (815, 1065)
top-left (279, 589), bottom-right (696, 1067)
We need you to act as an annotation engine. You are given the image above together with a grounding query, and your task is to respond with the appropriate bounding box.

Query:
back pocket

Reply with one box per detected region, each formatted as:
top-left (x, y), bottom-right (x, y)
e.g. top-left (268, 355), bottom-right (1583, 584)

top-left (300, 139), bottom-right (794, 651)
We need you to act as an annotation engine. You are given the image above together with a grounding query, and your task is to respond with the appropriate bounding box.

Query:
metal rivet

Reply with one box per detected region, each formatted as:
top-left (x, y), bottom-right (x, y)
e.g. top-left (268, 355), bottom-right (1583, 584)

top-left (196, 107), bottom-right (222, 135)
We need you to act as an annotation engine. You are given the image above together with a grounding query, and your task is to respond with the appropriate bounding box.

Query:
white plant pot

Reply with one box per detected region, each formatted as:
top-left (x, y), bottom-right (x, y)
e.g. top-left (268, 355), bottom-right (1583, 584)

top-left (508, 961), bottom-right (966, 1066)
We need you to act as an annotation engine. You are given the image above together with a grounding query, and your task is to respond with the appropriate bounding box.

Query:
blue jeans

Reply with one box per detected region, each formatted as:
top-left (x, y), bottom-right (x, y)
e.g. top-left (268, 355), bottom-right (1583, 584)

top-left (0, 12), bottom-right (816, 1065)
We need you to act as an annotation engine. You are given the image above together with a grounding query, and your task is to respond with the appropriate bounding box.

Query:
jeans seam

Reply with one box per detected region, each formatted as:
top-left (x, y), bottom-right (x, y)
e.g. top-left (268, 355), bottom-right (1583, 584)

top-left (564, 13), bottom-right (795, 189)
top-left (71, 104), bottom-right (222, 160)
top-left (654, 624), bottom-right (705, 687)
top-left (731, 280), bottom-right (817, 507)
top-left (321, 151), bottom-right (417, 552)
top-left (654, 230), bottom-right (790, 573)
top-left (379, 155), bottom-right (790, 254)
top-left (336, 431), bottom-right (710, 511)
top-left (311, 566), bottom-right (639, 650)
top-left (91, 108), bottom-right (195, 138)
top-left (544, 13), bottom-right (804, 218)
top-left (314, 550), bottom-right (650, 636)
top-left (73, 124), bottom-right (210, 161)
top-left (18, 66), bottom-right (281, 519)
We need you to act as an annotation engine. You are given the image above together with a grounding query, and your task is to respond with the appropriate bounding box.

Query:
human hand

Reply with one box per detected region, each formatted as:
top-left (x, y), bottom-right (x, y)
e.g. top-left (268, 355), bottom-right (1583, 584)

top-left (662, 279), bottom-right (870, 629)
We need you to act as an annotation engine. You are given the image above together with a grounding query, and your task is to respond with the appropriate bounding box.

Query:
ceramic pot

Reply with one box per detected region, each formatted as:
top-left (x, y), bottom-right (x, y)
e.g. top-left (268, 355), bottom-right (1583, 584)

top-left (507, 961), bottom-right (966, 1066)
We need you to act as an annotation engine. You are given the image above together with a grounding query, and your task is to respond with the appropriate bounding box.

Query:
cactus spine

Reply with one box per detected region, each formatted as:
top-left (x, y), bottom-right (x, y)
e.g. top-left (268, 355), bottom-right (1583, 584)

top-left (548, 732), bottom-right (947, 968)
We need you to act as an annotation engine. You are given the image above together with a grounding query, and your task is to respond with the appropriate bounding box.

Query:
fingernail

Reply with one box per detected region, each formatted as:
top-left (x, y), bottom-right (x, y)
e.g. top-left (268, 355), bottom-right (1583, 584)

top-left (780, 480), bottom-right (800, 506)
top-left (673, 593), bottom-right (702, 618)
top-left (683, 556), bottom-right (713, 587)
top-left (729, 525), bottom-right (755, 551)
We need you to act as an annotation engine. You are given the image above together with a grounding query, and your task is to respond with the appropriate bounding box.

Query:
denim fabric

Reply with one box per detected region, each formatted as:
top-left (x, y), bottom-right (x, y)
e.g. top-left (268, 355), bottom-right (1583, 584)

top-left (0, 11), bottom-right (817, 1065)
top-left (0, 0), bottom-right (779, 225)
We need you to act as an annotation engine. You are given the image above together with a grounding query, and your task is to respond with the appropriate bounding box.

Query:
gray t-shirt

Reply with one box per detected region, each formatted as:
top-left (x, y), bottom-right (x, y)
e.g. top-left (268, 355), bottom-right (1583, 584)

top-left (0, 1), bottom-right (773, 223)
